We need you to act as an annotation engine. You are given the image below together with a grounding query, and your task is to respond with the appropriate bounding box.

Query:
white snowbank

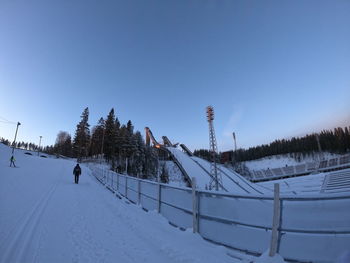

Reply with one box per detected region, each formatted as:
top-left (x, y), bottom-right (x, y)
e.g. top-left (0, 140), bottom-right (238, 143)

top-left (254, 251), bottom-right (285, 263)
top-left (163, 160), bottom-right (188, 187)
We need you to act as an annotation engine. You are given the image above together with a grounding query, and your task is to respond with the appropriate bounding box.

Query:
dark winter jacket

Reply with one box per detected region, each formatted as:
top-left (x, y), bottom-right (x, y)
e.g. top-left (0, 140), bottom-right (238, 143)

top-left (73, 165), bottom-right (81, 176)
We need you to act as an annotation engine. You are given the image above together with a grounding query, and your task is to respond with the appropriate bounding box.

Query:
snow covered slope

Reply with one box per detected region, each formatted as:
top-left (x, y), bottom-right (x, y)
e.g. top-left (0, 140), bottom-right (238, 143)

top-left (166, 147), bottom-right (212, 189)
top-left (167, 146), bottom-right (271, 194)
top-left (191, 156), bottom-right (269, 194)
top-left (244, 152), bottom-right (340, 171)
top-left (258, 168), bottom-right (350, 195)
top-left (163, 160), bottom-right (188, 187)
top-left (258, 172), bottom-right (326, 195)
top-left (0, 144), bottom-right (236, 263)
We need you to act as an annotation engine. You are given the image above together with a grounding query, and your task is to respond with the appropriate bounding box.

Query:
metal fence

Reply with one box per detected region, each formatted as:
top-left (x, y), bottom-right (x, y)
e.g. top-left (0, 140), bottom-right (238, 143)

top-left (89, 165), bottom-right (350, 263)
top-left (251, 154), bottom-right (350, 182)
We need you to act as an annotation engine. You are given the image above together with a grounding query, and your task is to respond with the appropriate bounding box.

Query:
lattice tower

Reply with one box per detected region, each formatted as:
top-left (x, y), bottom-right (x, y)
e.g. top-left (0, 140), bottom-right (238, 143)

top-left (206, 106), bottom-right (223, 191)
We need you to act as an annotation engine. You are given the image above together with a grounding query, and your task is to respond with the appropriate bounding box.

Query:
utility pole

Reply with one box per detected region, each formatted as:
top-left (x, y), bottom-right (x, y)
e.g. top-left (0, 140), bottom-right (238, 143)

top-left (232, 132), bottom-right (237, 152)
top-left (11, 122), bottom-right (21, 155)
top-left (157, 152), bottom-right (160, 183)
top-left (232, 132), bottom-right (237, 164)
top-left (38, 136), bottom-right (42, 156)
top-left (315, 134), bottom-right (323, 161)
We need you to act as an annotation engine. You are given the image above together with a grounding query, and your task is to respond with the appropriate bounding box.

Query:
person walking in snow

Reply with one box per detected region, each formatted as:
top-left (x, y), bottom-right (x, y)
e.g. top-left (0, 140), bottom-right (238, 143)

top-left (73, 164), bottom-right (81, 184)
top-left (10, 155), bottom-right (16, 167)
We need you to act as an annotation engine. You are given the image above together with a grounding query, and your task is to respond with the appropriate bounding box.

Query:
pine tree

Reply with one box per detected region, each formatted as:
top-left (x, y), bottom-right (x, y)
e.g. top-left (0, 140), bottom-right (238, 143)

top-left (90, 117), bottom-right (105, 157)
top-left (131, 131), bottom-right (146, 176)
top-left (55, 131), bottom-right (72, 157)
top-left (160, 163), bottom-right (169, 183)
top-left (345, 127), bottom-right (350, 152)
top-left (103, 109), bottom-right (117, 162)
top-left (73, 107), bottom-right (90, 160)
top-left (63, 135), bottom-right (72, 157)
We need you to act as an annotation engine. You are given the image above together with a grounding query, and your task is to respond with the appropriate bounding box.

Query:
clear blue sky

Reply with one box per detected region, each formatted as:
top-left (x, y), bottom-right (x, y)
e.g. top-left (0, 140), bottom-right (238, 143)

top-left (0, 0), bottom-right (349, 151)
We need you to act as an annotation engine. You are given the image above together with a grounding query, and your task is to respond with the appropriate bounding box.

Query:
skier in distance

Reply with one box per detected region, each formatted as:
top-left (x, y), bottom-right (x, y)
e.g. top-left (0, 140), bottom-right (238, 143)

top-left (10, 155), bottom-right (16, 167)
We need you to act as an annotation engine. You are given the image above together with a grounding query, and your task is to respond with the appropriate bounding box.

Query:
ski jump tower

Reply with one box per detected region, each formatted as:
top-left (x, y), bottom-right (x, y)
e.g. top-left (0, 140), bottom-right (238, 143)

top-left (206, 106), bottom-right (223, 191)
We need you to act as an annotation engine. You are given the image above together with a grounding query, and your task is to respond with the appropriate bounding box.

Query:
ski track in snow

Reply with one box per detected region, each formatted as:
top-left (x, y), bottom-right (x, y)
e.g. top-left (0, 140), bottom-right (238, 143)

top-left (0, 181), bottom-right (58, 263)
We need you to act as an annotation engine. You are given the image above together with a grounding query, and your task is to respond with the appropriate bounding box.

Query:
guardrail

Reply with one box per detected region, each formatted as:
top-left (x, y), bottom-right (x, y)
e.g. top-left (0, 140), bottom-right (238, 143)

top-left (250, 154), bottom-right (350, 182)
top-left (88, 164), bottom-right (350, 263)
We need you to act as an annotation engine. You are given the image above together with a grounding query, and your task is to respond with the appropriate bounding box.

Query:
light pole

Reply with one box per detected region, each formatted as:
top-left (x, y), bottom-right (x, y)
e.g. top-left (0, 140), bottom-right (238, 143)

top-left (206, 106), bottom-right (222, 191)
top-left (232, 132), bottom-right (237, 164)
top-left (11, 122), bottom-right (21, 155)
top-left (315, 134), bottom-right (323, 161)
top-left (38, 136), bottom-right (42, 156)
top-left (157, 153), bottom-right (160, 183)
top-left (100, 128), bottom-right (105, 163)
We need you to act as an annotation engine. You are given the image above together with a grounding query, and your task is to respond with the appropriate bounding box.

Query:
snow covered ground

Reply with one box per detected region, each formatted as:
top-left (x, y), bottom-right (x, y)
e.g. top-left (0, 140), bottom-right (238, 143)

top-left (191, 156), bottom-right (269, 194)
top-left (0, 143), bottom-right (239, 263)
top-left (243, 152), bottom-right (340, 171)
top-left (164, 160), bottom-right (188, 188)
top-left (257, 172), bottom-right (326, 195)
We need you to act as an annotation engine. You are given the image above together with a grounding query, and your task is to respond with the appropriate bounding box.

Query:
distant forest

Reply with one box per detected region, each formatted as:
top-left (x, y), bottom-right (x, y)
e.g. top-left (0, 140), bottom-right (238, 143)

top-left (0, 139), bottom-right (44, 153)
top-left (2, 111), bottom-right (349, 168)
top-left (194, 126), bottom-right (350, 163)
top-left (1, 107), bottom-right (162, 180)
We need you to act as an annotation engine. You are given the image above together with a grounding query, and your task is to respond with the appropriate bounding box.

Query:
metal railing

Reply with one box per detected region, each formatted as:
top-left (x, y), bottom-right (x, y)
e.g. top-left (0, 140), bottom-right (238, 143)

top-left (88, 164), bottom-right (350, 263)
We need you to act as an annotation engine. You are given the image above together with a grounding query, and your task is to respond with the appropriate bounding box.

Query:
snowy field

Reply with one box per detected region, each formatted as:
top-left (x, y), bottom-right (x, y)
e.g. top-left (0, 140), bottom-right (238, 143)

top-left (243, 152), bottom-right (340, 171)
top-left (0, 144), bottom-right (238, 263)
top-left (258, 172), bottom-right (326, 194)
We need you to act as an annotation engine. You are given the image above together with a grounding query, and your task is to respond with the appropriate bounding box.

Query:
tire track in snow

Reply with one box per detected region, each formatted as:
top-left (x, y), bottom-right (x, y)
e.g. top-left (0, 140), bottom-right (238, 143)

top-left (0, 182), bottom-right (59, 263)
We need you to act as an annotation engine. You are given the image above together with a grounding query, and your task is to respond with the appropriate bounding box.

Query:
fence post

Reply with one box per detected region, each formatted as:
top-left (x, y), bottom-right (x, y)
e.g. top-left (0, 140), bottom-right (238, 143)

top-left (157, 183), bottom-right (161, 213)
top-left (117, 173), bottom-right (119, 193)
top-left (125, 176), bottom-right (128, 198)
top-left (106, 170), bottom-right (110, 186)
top-left (111, 171), bottom-right (114, 190)
top-left (138, 179), bottom-right (141, 205)
top-left (196, 191), bottom-right (200, 233)
top-left (192, 177), bottom-right (198, 233)
top-left (269, 183), bottom-right (281, 257)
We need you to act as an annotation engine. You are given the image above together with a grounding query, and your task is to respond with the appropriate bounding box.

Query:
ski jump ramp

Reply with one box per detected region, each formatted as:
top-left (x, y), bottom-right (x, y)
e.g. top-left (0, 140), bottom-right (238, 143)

top-left (145, 127), bottom-right (268, 194)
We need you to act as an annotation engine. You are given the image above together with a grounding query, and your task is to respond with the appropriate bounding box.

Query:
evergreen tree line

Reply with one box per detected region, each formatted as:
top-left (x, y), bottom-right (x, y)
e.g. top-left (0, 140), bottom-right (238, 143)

top-left (51, 107), bottom-right (159, 178)
top-left (229, 127), bottom-right (350, 162)
top-left (193, 126), bottom-right (350, 163)
top-left (0, 137), bottom-right (46, 153)
top-left (193, 149), bottom-right (219, 163)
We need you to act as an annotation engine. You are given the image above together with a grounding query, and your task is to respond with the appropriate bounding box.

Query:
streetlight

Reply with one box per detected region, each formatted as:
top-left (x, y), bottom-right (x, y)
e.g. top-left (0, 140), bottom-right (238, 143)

top-left (38, 136), bottom-right (42, 156)
top-left (11, 122), bottom-right (21, 155)
top-left (232, 132), bottom-right (237, 164)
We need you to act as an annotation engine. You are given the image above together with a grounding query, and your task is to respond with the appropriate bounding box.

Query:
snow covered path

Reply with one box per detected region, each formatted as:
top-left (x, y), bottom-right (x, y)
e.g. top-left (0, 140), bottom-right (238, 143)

top-left (0, 145), bottom-right (236, 263)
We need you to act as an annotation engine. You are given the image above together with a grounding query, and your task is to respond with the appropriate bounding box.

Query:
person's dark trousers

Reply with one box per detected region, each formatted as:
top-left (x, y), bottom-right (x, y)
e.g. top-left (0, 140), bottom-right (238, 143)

top-left (75, 174), bottom-right (79, 184)
top-left (10, 161), bottom-right (16, 167)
